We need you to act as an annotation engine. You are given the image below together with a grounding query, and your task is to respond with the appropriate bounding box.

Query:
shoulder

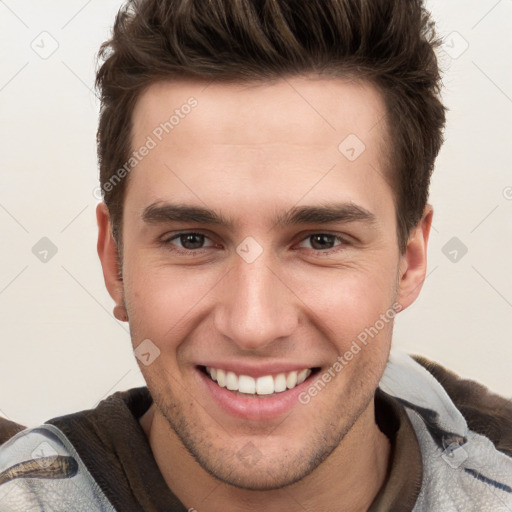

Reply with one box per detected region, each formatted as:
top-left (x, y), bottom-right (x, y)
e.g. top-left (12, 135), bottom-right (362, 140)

top-left (0, 417), bottom-right (26, 447)
top-left (380, 351), bottom-right (512, 511)
top-left (0, 424), bottom-right (116, 511)
top-left (0, 387), bottom-right (152, 512)
top-left (413, 355), bottom-right (512, 458)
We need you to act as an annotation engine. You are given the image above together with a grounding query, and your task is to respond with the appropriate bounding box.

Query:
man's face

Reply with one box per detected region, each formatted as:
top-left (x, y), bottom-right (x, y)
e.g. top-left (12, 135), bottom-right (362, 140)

top-left (116, 76), bottom-right (409, 489)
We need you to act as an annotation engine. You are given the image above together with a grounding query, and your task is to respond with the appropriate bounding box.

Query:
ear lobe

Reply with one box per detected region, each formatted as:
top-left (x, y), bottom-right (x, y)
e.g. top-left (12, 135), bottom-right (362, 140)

top-left (96, 202), bottom-right (124, 306)
top-left (396, 205), bottom-right (433, 311)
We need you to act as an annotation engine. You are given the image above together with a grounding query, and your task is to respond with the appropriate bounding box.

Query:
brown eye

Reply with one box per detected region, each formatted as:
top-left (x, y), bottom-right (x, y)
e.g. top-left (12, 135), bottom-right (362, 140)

top-left (178, 233), bottom-right (206, 250)
top-left (309, 234), bottom-right (337, 250)
top-left (162, 232), bottom-right (216, 253)
top-left (298, 234), bottom-right (345, 251)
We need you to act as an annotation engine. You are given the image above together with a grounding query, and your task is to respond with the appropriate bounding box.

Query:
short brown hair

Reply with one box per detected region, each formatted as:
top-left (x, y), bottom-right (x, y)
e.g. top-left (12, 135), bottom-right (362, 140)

top-left (96, 0), bottom-right (446, 254)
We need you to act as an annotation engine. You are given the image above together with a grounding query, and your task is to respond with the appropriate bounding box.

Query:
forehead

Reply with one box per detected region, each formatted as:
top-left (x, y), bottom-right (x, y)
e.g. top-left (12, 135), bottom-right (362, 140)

top-left (126, 75), bottom-right (393, 224)
top-left (132, 75), bottom-right (388, 147)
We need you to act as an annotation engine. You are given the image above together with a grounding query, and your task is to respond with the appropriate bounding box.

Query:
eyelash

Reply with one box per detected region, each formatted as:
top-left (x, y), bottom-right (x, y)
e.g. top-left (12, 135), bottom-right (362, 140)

top-left (159, 231), bottom-right (350, 256)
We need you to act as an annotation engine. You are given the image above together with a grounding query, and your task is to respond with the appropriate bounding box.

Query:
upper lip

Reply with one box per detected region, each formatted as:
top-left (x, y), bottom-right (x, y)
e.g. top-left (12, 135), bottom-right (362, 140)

top-left (198, 361), bottom-right (319, 378)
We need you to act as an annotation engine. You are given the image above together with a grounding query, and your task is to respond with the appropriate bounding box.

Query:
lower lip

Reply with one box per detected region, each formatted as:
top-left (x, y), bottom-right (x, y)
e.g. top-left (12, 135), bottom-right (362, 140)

top-left (196, 367), bottom-right (315, 421)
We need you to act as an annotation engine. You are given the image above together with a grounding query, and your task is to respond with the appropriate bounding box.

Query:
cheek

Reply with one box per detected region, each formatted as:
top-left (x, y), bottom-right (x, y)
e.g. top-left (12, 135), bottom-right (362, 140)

top-left (124, 261), bottom-right (220, 341)
top-left (286, 260), bottom-right (398, 343)
top-left (298, 267), bottom-right (396, 400)
top-left (124, 246), bottom-right (398, 356)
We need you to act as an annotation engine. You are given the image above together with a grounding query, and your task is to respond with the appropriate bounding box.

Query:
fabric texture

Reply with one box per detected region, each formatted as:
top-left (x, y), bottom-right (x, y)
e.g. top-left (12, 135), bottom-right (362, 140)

top-left (380, 351), bottom-right (512, 511)
top-left (0, 351), bottom-right (511, 511)
top-left (0, 425), bottom-right (116, 511)
top-left (369, 390), bottom-right (423, 512)
top-left (0, 418), bottom-right (25, 447)
top-left (0, 387), bottom-right (422, 511)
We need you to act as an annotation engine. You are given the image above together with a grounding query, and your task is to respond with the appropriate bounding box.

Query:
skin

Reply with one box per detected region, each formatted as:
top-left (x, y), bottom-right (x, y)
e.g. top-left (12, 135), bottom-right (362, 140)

top-left (97, 75), bottom-right (432, 512)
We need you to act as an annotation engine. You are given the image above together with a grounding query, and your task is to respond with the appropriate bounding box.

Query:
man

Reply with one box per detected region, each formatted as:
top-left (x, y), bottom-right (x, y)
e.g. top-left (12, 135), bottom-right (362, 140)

top-left (0, 0), bottom-right (511, 510)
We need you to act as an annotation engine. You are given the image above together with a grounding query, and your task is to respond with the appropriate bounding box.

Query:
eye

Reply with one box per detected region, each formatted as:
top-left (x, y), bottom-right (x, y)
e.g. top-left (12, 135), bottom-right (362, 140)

top-left (162, 232), bottom-right (217, 252)
top-left (297, 234), bottom-right (347, 252)
top-left (160, 231), bottom-right (350, 256)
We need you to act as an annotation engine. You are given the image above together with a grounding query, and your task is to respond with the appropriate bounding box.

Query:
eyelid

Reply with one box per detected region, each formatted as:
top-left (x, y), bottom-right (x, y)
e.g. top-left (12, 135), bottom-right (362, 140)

top-left (160, 229), bottom-right (352, 255)
top-left (161, 230), bottom-right (217, 248)
top-left (295, 232), bottom-right (351, 251)
top-left (158, 229), bottom-right (218, 256)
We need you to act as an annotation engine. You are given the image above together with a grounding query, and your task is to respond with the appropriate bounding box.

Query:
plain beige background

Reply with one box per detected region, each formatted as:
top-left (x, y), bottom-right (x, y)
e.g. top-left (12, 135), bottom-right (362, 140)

top-left (0, 0), bottom-right (511, 427)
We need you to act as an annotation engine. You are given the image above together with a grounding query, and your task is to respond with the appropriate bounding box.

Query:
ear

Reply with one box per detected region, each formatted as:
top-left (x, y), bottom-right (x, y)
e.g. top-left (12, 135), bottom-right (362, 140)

top-left (396, 205), bottom-right (433, 311)
top-left (96, 202), bottom-right (124, 307)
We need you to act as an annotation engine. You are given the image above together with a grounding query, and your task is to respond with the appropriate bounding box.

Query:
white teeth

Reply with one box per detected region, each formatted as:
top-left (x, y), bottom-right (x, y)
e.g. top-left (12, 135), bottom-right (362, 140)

top-left (256, 375), bottom-right (274, 395)
top-left (216, 368), bottom-right (226, 387)
top-left (286, 371), bottom-right (298, 389)
top-left (226, 371), bottom-right (238, 390)
top-left (205, 367), bottom-right (312, 395)
top-left (274, 373), bottom-right (287, 392)
top-left (238, 375), bottom-right (256, 394)
top-left (297, 368), bottom-right (309, 385)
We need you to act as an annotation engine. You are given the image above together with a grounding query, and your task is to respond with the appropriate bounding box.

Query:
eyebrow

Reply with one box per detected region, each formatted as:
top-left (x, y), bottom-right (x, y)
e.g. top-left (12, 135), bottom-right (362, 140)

top-left (141, 202), bottom-right (376, 229)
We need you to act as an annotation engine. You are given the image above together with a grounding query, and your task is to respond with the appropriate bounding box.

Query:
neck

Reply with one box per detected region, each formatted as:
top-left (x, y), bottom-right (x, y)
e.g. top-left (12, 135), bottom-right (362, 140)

top-left (140, 397), bottom-right (391, 512)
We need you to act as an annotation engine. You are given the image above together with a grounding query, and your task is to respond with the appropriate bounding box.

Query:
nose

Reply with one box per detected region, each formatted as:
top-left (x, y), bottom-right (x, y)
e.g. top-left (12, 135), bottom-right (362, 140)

top-left (213, 252), bottom-right (299, 351)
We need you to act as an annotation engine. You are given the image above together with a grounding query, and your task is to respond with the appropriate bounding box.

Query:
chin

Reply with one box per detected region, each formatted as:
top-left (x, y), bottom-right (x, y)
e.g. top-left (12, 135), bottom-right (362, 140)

top-left (192, 447), bottom-right (323, 491)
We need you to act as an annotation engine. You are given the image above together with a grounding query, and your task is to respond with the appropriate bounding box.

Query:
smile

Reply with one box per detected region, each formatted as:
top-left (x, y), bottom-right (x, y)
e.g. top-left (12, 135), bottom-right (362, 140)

top-left (203, 366), bottom-right (314, 396)
top-left (197, 364), bottom-right (322, 420)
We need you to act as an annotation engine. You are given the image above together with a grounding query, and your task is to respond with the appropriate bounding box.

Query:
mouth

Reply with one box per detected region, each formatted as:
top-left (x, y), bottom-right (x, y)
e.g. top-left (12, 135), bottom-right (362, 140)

top-left (198, 365), bottom-right (321, 398)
